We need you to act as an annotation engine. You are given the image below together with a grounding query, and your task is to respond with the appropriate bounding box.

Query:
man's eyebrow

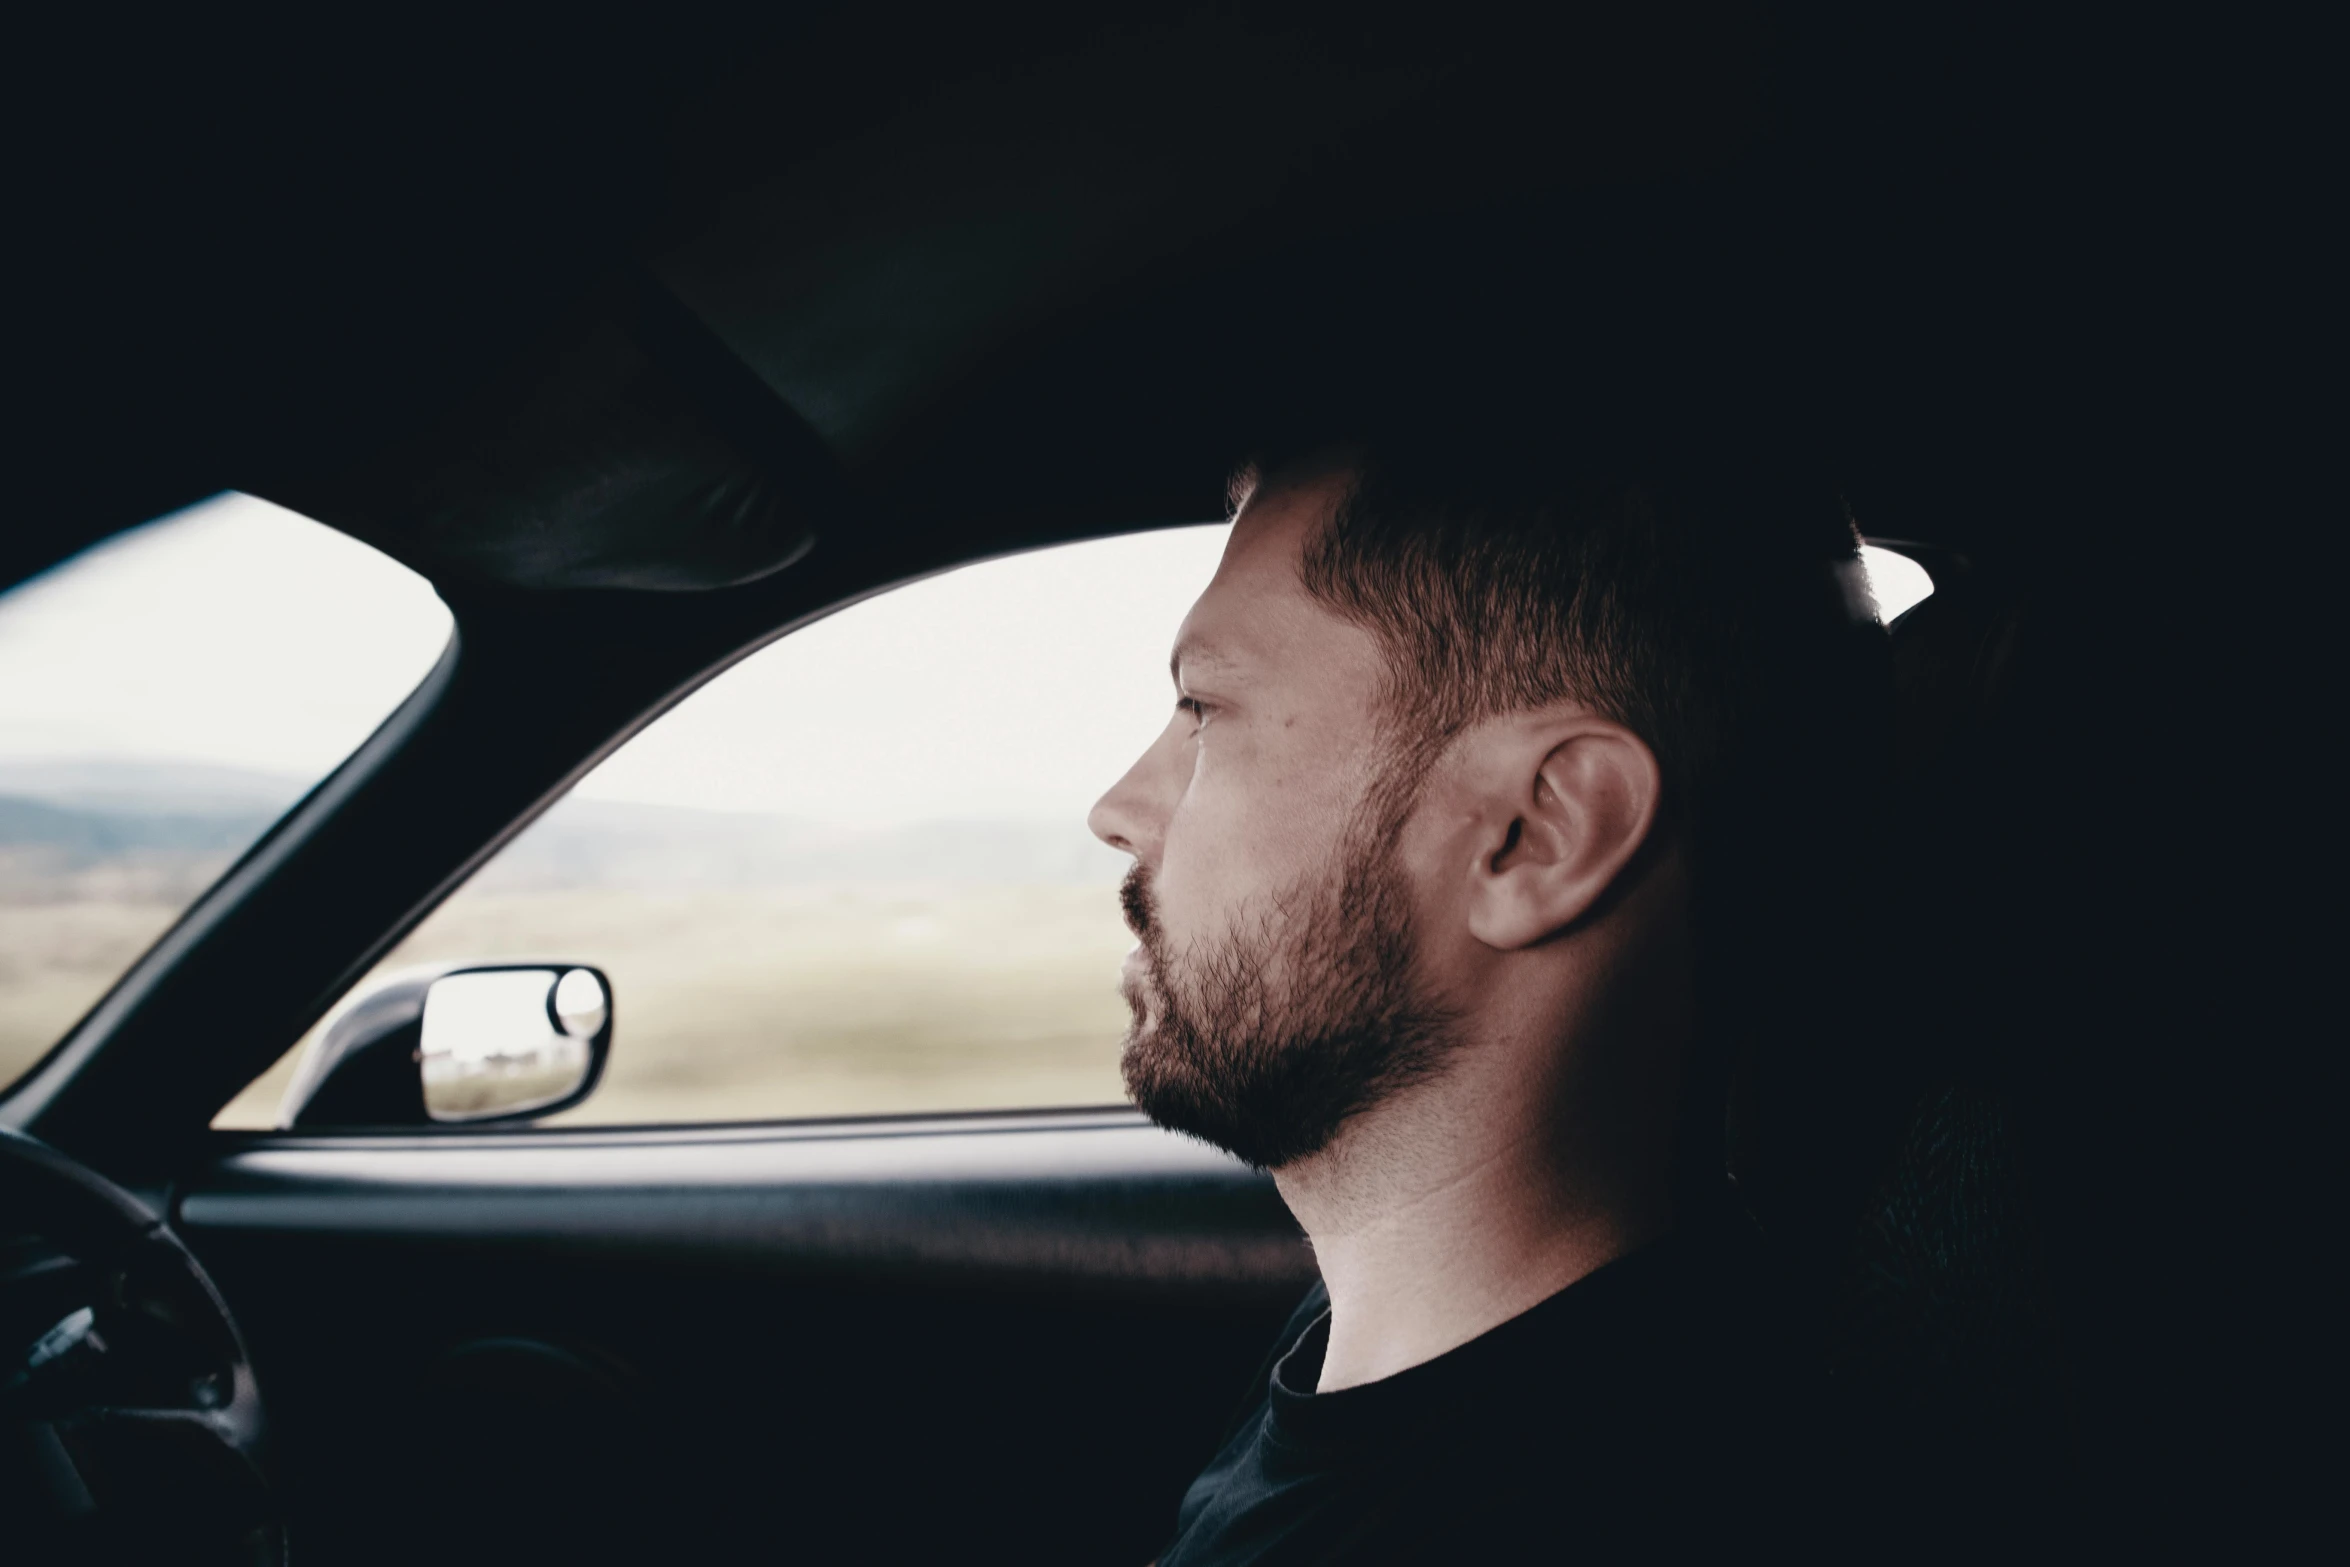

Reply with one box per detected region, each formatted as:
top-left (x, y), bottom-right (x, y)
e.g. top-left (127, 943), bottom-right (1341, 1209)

top-left (1169, 637), bottom-right (1236, 688)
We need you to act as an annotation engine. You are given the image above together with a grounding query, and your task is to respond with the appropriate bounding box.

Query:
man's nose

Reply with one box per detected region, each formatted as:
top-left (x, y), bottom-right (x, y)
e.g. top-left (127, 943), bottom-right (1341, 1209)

top-left (1088, 746), bottom-right (1162, 861)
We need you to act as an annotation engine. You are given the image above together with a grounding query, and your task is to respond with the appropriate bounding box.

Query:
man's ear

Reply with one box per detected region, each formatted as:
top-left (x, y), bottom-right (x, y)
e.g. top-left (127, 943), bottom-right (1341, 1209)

top-left (1465, 719), bottom-right (1663, 951)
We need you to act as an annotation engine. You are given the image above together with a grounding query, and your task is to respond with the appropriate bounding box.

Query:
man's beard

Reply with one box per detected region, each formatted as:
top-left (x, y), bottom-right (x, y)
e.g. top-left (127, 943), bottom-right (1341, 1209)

top-left (1117, 820), bottom-right (1460, 1170)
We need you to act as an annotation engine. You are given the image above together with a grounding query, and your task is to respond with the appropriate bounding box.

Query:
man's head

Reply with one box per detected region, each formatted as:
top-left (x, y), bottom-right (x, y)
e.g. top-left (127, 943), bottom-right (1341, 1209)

top-left (1089, 442), bottom-right (1882, 1180)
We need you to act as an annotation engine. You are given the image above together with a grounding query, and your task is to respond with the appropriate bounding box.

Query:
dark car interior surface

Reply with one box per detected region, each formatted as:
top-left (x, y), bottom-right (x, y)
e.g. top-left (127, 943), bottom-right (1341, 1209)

top-left (0, 5), bottom-right (2322, 1564)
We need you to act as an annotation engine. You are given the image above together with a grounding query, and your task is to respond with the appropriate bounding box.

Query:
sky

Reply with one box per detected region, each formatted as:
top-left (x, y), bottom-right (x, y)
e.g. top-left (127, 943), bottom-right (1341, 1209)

top-left (579, 523), bottom-right (1230, 822)
top-left (0, 495), bottom-right (454, 779)
top-left (0, 494), bottom-right (1933, 825)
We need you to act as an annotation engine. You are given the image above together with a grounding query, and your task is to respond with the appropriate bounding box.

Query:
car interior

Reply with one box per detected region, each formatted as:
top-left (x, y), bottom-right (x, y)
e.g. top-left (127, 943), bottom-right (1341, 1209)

top-left (1, 7), bottom-right (2313, 1563)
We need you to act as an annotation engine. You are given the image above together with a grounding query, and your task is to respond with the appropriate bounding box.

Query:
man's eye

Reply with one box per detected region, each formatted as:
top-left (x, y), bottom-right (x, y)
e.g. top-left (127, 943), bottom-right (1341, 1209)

top-left (1176, 696), bottom-right (1209, 726)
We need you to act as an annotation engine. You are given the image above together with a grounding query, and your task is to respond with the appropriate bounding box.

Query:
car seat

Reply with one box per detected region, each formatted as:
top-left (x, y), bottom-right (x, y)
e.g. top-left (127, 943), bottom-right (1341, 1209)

top-left (1707, 536), bottom-right (2077, 1551)
top-left (1823, 542), bottom-right (2075, 1547)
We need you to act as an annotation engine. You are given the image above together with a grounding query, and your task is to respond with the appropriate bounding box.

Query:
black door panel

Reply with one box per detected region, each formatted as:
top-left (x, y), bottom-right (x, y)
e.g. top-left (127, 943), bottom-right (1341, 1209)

top-left (177, 1111), bottom-right (1310, 1565)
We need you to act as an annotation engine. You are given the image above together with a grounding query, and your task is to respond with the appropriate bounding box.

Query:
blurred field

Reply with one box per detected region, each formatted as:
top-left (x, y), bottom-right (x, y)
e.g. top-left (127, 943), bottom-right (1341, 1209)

top-left (212, 882), bottom-right (1138, 1128)
top-left (2, 787), bottom-right (269, 1088)
top-left (0, 895), bottom-right (190, 1085)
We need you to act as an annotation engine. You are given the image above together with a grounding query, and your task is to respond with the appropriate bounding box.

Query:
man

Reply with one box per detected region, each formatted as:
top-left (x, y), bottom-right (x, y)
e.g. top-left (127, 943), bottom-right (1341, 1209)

top-left (1090, 439), bottom-right (1887, 1561)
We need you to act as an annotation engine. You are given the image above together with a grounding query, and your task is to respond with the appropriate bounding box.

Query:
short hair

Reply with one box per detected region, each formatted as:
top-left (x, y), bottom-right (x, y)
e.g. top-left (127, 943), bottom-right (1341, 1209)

top-left (1236, 445), bottom-right (1887, 846)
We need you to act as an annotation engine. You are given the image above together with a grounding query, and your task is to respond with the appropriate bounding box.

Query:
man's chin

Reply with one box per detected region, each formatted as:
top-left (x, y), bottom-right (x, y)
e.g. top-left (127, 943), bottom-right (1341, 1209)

top-left (1122, 1035), bottom-right (1212, 1139)
top-left (1121, 1024), bottom-right (1279, 1171)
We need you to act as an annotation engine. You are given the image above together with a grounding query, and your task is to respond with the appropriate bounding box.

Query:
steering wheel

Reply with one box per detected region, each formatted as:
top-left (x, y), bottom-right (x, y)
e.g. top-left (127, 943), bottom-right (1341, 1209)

top-left (0, 1126), bottom-right (282, 1565)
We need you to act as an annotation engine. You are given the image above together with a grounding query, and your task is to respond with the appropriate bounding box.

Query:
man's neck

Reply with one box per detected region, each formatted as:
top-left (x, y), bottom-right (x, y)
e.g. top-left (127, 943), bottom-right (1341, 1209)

top-left (1273, 1049), bottom-right (1671, 1393)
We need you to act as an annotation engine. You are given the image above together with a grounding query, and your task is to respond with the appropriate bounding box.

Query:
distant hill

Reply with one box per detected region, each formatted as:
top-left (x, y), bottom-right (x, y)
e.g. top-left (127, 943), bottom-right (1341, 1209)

top-left (0, 794), bottom-right (278, 857)
top-left (0, 758), bottom-right (1124, 899)
top-left (0, 759), bottom-right (309, 815)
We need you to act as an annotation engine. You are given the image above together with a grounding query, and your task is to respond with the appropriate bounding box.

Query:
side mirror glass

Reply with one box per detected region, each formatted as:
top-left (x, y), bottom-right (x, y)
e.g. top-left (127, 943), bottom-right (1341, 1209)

top-left (421, 968), bottom-right (608, 1123)
top-left (276, 964), bottom-right (612, 1129)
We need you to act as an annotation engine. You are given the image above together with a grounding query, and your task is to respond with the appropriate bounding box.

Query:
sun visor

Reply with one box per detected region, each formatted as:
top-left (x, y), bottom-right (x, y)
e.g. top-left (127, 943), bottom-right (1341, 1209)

top-left (272, 275), bottom-right (837, 593)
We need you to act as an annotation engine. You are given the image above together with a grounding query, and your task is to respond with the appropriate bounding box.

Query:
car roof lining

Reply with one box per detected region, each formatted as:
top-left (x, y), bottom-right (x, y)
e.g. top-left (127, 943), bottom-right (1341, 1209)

top-left (266, 272), bottom-right (839, 594)
top-left (14, 5), bottom-right (2030, 606)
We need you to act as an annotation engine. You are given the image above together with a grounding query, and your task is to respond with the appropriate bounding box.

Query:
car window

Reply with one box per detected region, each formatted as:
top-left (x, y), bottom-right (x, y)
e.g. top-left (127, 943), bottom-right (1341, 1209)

top-left (0, 495), bottom-right (454, 1090)
top-left (215, 526), bottom-right (1235, 1128)
top-left (1860, 543), bottom-right (1933, 622)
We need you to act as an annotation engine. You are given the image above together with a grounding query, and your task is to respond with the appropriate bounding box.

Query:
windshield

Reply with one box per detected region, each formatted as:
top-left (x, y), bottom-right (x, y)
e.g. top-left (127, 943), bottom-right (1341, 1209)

top-left (0, 494), bottom-right (452, 1089)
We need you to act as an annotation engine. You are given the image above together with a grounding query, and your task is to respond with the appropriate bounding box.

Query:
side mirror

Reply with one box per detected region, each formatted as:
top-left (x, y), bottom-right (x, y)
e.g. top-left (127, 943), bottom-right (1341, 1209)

top-left (277, 964), bottom-right (613, 1129)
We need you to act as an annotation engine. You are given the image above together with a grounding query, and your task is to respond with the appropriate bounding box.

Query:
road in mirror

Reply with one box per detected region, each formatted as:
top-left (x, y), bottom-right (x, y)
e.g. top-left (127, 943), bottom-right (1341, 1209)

top-left (420, 969), bottom-right (597, 1122)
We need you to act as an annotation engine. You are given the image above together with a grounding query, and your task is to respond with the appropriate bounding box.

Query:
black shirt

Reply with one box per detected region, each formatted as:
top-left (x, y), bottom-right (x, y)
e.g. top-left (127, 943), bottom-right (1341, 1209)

top-left (1158, 1222), bottom-right (1819, 1564)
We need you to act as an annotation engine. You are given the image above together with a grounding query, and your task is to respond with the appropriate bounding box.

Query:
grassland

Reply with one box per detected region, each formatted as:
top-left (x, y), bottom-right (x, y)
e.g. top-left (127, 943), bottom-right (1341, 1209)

top-left (0, 895), bottom-right (188, 1084)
